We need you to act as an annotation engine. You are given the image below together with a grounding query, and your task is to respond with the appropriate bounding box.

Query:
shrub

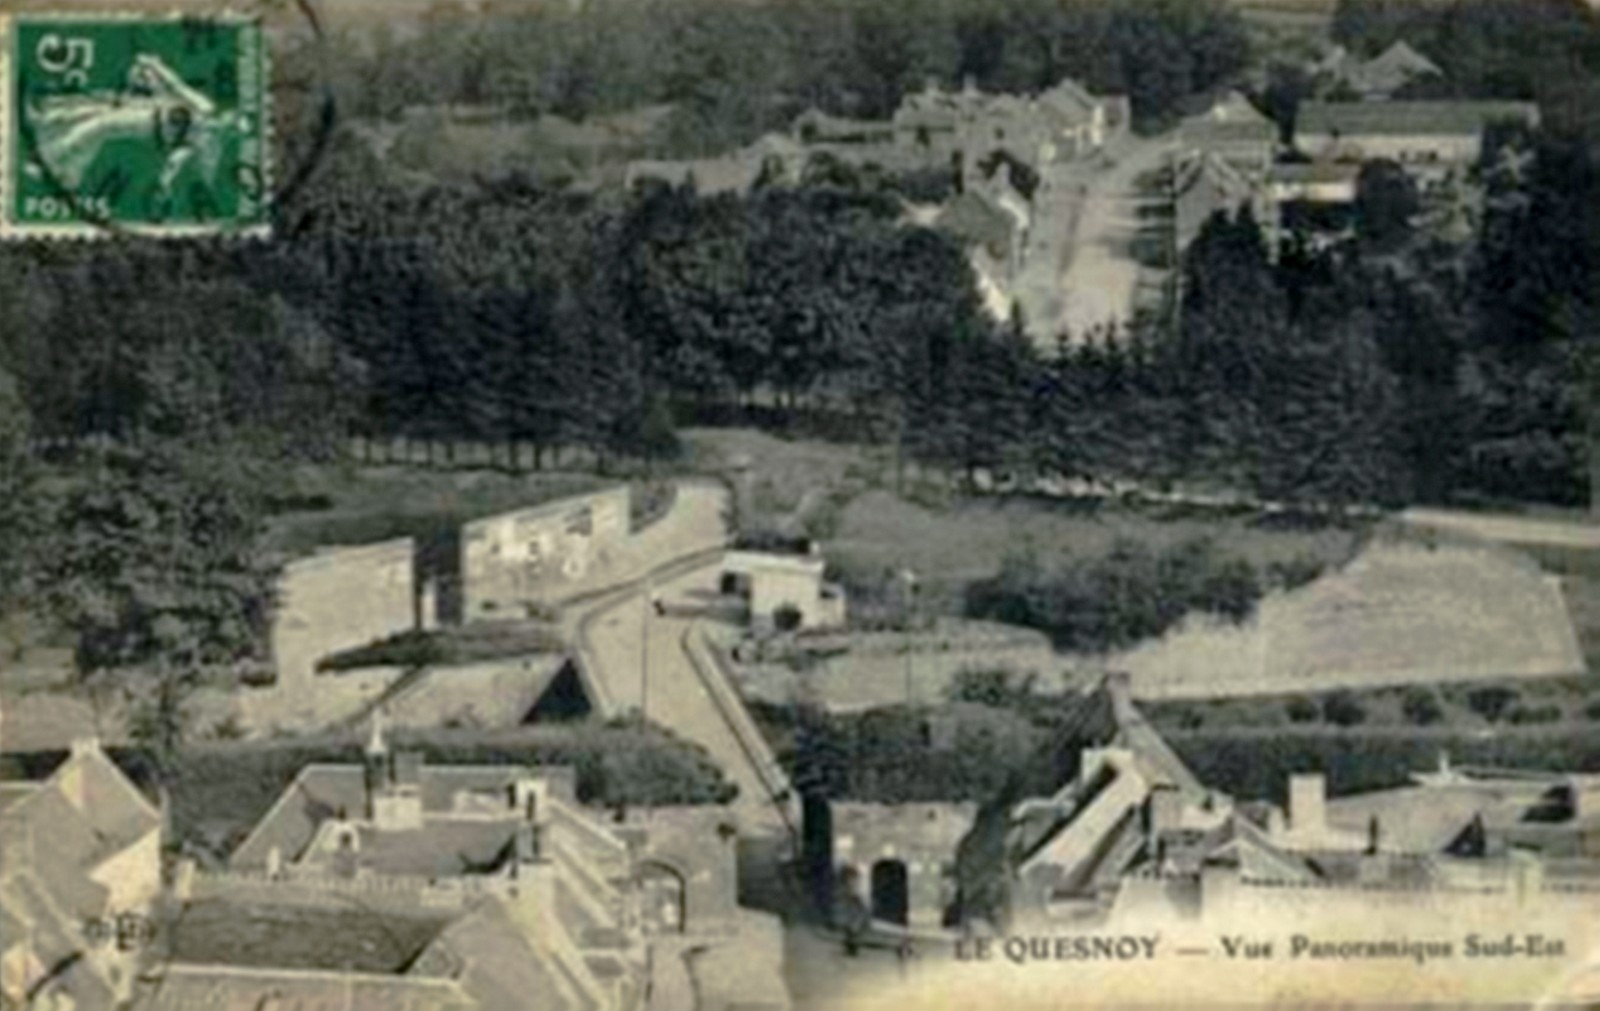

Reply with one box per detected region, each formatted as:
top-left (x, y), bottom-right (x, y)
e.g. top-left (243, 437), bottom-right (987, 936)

top-left (965, 537), bottom-right (1264, 653)
top-left (1285, 695), bottom-right (1320, 724)
top-left (773, 603), bottom-right (804, 633)
top-left (1506, 703), bottom-right (1562, 725)
top-left (1268, 554), bottom-right (1327, 591)
top-left (1164, 703), bottom-right (1205, 730)
top-left (1466, 686), bottom-right (1520, 723)
top-left (949, 668), bottom-right (1035, 708)
top-left (1322, 690), bottom-right (1367, 727)
top-left (1401, 687), bottom-right (1444, 726)
top-left (1586, 697), bottom-right (1600, 721)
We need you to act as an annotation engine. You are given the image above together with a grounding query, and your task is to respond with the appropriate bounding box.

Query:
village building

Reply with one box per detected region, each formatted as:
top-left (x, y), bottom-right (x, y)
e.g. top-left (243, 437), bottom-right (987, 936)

top-left (0, 738), bottom-right (163, 1011)
top-left (1322, 41), bottom-right (1445, 101)
top-left (461, 486), bottom-right (633, 621)
top-left (892, 76), bottom-right (1127, 186)
top-left (624, 133), bottom-right (806, 197)
top-left (148, 717), bottom-right (789, 1011)
top-left (1293, 100), bottom-right (1541, 177)
top-left (1176, 92), bottom-right (1278, 180)
top-left (803, 673), bottom-right (1600, 937)
top-left (723, 538), bottom-right (846, 633)
top-left (1171, 93), bottom-right (1281, 255)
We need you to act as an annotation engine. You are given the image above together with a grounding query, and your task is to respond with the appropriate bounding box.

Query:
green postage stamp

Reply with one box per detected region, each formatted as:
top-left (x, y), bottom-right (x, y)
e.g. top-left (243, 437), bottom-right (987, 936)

top-left (0, 11), bottom-right (268, 238)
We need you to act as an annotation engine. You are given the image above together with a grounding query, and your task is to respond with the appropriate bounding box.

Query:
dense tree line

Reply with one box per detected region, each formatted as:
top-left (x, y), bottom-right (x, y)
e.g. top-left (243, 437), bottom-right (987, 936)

top-left (4, 130), bottom-right (1594, 538)
top-left (298, 0), bottom-right (1249, 153)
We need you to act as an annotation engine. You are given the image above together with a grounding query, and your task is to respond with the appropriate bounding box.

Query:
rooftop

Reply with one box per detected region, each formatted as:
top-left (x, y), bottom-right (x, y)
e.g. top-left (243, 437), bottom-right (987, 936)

top-left (230, 764), bottom-right (548, 869)
top-left (1297, 100), bottom-right (1540, 138)
top-left (168, 901), bottom-right (454, 974)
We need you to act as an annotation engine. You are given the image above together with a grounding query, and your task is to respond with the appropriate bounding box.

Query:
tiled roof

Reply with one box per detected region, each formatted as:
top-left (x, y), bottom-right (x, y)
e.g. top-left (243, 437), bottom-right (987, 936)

top-left (351, 821), bottom-right (518, 877)
top-left (1325, 783), bottom-right (1547, 854)
top-left (0, 869), bottom-right (121, 1011)
top-left (1297, 100), bottom-right (1539, 138)
top-left (935, 192), bottom-right (1016, 260)
top-left (168, 900), bottom-right (454, 974)
top-left (1345, 41), bottom-right (1442, 96)
top-left (0, 747), bottom-right (161, 921)
top-left (1039, 78), bottom-right (1101, 123)
top-left (231, 765), bottom-right (536, 869)
top-left (140, 964), bottom-right (476, 1011)
top-left (0, 782), bottom-right (40, 816)
top-left (421, 900), bottom-right (590, 1011)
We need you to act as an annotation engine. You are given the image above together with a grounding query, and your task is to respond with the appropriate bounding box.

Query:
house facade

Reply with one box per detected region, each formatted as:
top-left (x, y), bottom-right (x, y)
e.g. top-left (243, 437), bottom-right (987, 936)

top-left (1293, 100), bottom-right (1541, 176)
top-left (0, 738), bottom-right (163, 1011)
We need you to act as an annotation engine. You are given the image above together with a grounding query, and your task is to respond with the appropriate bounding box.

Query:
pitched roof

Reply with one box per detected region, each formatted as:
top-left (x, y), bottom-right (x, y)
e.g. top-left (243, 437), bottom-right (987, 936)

top-left (935, 192), bottom-right (1016, 260)
top-left (1039, 78), bottom-right (1101, 124)
top-left (231, 765), bottom-right (536, 869)
top-left (140, 964), bottom-right (476, 1011)
top-left (1325, 783), bottom-right (1551, 854)
top-left (420, 900), bottom-right (592, 1011)
top-left (0, 743), bottom-right (160, 920)
top-left (1179, 94), bottom-right (1278, 151)
top-left (168, 900), bottom-right (454, 974)
top-left (1297, 100), bottom-right (1540, 138)
top-left (0, 869), bottom-right (120, 1011)
top-left (1346, 41), bottom-right (1442, 96)
top-left (351, 822), bottom-right (519, 877)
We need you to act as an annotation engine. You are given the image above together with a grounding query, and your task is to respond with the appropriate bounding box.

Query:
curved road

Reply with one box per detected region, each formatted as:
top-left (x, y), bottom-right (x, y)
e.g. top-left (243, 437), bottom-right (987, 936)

top-left (562, 482), bottom-right (795, 834)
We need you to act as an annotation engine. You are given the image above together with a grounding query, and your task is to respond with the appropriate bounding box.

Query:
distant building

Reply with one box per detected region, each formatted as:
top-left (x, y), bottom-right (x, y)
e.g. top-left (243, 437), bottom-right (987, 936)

top-left (625, 133), bottom-right (806, 197)
top-left (724, 539), bottom-right (846, 633)
top-left (892, 75), bottom-right (1127, 187)
top-left (1172, 93), bottom-right (1280, 255)
top-left (1174, 152), bottom-right (1269, 255)
top-left (0, 738), bottom-right (162, 1011)
top-left (803, 674), bottom-right (1600, 936)
top-left (1293, 100), bottom-right (1541, 175)
top-left (1327, 41), bottom-right (1444, 101)
top-left (461, 486), bottom-right (632, 621)
top-left (1176, 91), bottom-right (1279, 179)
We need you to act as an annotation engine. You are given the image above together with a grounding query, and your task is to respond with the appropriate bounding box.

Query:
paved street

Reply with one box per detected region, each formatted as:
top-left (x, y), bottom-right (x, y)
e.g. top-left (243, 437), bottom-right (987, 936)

top-left (1051, 133), bottom-right (1175, 345)
top-left (564, 481), bottom-right (794, 833)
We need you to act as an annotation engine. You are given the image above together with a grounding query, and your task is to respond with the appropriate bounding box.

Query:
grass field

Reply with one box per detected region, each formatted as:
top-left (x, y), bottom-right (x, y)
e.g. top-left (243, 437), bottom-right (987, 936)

top-left (1519, 543), bottom-right (1600, 674)
top-left (828, 489), bottom-right (1363, 614)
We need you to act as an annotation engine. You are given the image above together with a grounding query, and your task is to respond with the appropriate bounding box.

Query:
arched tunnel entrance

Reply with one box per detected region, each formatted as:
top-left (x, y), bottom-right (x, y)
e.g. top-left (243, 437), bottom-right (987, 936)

top-left (869, 859), bottom-right (909, 926)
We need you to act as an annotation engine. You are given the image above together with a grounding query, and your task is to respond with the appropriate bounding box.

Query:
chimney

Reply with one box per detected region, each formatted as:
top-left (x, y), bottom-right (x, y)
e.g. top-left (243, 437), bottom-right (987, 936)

top-left (1266, 806), bottom-right (1287, 840)
top-left (923, 75), bottom-right (940, 95)
top-left (512, 778), bottom-right (550, 825)
top-left (1288, 774), bottom-right (1325, 837)
top-left (1146, 785), bottom-right (1183, 838)
top-left (1568, 776), bottom-right (1598, 822)
top-left (962, 74), bottom-right (978, 96)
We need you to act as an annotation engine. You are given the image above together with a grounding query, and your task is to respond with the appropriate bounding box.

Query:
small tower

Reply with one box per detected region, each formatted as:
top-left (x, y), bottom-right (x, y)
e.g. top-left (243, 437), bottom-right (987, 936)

top-left (364, 709), bottom-right (424, 830)
top-left (363, 709), bottom-right (390, 821)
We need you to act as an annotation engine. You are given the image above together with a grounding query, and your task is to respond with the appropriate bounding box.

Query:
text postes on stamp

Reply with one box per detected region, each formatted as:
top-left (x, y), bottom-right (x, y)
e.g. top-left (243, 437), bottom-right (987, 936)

top-left (1, 11), bottom-right (268, 238)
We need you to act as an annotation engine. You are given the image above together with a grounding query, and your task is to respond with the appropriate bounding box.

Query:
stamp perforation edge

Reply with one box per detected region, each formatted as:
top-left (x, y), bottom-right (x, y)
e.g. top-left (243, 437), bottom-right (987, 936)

top-left (0, 7), bottom-right (273, 241)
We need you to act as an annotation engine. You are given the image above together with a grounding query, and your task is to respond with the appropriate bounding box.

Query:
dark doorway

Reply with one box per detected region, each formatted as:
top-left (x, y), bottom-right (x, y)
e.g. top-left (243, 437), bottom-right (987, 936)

top-left (639, 861), bottom-right (688, 933)
top-left (870, 859), bottom-right (909, 925)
